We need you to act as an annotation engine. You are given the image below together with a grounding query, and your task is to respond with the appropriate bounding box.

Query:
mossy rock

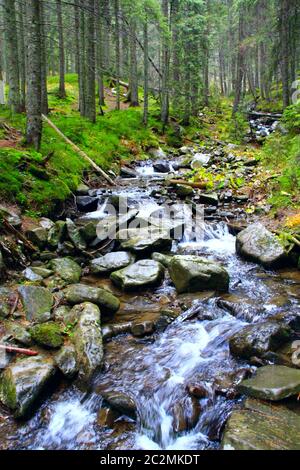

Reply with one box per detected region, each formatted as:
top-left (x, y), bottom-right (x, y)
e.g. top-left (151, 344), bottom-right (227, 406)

top-left (30, 322), bottom-right (63, 349)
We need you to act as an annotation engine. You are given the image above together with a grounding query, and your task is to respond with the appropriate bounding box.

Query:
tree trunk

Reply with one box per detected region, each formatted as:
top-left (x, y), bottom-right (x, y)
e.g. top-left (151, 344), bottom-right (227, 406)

top-left (79, 0), bottom-right (86, 116)
top-left (17, 2), bottom-right (26, 111)
top-left (25, 0), bottom-right (42, 150)
top-left (280, 0), bottom-right (290, 108)
top-left (129, 17), bottom-right (139, 107)
top-left (95, 0), bottom-right (105, 107)
top-left (233, 9), bottom-right (245, 115)
top-left (40, 0), bottom-right (48, 115)
top-left (161, 0), bottom-right (170, 128)
top-left (102, 0), bottom-right (111, 74)
top-left (171, 0), bottom-right (180, 112)
top-left (143, 20), bottom-right (149, 126)
top-left (85, 0), bottom-right (96, 122)
top-left (3, 0), bottom-right (21, 112)
top-left (56, 0), bottom-right (66, 99)
top-left (114, 0), bottom-right (121, 110)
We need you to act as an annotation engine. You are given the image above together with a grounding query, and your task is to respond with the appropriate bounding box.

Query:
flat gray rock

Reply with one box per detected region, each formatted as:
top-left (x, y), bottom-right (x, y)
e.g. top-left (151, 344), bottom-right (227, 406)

top-left (238, 365), bottom-right (300, 401)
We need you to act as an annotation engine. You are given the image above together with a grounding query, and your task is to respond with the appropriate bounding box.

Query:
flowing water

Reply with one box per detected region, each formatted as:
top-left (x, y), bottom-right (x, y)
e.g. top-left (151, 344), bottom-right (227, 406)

top-left (1, 161), bottom-right (299, 451)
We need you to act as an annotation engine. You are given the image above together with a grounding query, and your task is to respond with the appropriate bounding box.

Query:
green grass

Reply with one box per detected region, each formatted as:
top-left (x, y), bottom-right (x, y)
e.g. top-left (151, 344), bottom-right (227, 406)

top-left (0, 75), bottom-right (160, 215)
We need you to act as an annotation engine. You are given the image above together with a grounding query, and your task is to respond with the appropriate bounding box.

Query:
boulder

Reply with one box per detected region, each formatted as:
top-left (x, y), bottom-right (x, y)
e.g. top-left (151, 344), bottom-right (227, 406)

top-left (90, 252), bottom-right (135, 275)
top-left (151, 252), bottom-right (173, 268)
top-left (3, 320), bottom-right (32, 346)
top-left (111, 260), bottom-right (165, 291)
top-left (0, 356), bottom-right (56, 418)
top-left (191, 153), bottom-right (211, 169)
top-left (53, 305), bottom-right (72, 323)
top-left (30, 322), bottom-right (63, 349)
top-left (168, 255), bottom-right (229, 294)
top-left (55, 344), bottom-right (78, 379)
top-left (18, 286), bottom-right (54, 323)
top-left (97, 407), bottom-right (119, 428)
top-left (25, 226), bottom-right (48, 249)
top-left (148, 147), bottom-right (166, 159)
top-left (131, 321), bottom-right (155, 337)
top-left (47, 221), bottom-right (66, 248)
top-left (72, 302), bottom-right (103, 385)
top-left (100, 390), bottom-right (136, 417)
top-left (66, 218), bottom-right (87, 251)
top-left (118, 227), bottom-right (172, 255)
top-left (222, 398), bottom-right (300, 450)
top-left (49, 258), bottom-right (82, 284)
top-left (229, 321), bottom-right (291, 359)
top-left (153, 162), bottom-right (170, 173)
top-left (238, 365), bottom-right (300, 401)
top-left (236, 223), bottom-right (286, 268)
top-left (76, 183), bottom-right (90, 195)
top-left (0, 288), bottom-right (18, 319)
top-left (64, 283), bottom-right (120, 315)
top-left (171, 396), bottom-right (201, 433)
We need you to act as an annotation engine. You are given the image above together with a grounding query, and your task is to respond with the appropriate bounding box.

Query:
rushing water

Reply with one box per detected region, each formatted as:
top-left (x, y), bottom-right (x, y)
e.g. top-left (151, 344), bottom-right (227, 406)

top-left (1, 163), bottom-right (299, 451)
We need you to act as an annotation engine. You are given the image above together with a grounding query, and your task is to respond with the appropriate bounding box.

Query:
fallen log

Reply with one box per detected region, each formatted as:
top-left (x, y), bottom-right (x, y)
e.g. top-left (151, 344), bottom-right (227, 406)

top-left (167, 179), bottom-right (208, 189)
top-left (42, 114), bottom-right (116, 186)
top-left (0, 344), bottom-right (38, 356)
top-left (2, 218), bottom-right (38, 253)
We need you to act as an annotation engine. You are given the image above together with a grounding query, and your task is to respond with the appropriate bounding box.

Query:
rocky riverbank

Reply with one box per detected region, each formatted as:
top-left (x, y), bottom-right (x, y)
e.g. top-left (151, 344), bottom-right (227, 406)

top-left (0, 141), bottom-right (299, 450)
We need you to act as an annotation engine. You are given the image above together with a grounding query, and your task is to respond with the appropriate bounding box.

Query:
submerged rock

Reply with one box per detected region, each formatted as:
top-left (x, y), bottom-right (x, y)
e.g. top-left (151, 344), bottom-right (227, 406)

top-left (49, 258), bottom-right (82, 284)
top-left (90, 252), bottom-right (135, 275)
top-left (30, 322), bottom-right (63, 349)
top-left (18, 286), bottom-right (54, 323)
top-left (110, 260), bottom-right (165, 291)
top-left (229, 321), bottom-right (291, 359)
top-left (238, 365), bottom-right (300, 401)
top-left (0, 356), bottom-right (56, 418)
top-left (171, 396), bottom-right (201, 433)
top-left (100, 390), bottom-right (136, 417)
top-left (168, 255), bottom-right (229, 294)
top-left (64, 284), bottom-right (120, 315)
top-left (72, 302), bottom-right (103, 386)
top-left (236, 223), bottom-right (286, 268)
top-left (118, 227), bottom-right (172, 255)
top-left (222, 398), bottom-right (300, 450)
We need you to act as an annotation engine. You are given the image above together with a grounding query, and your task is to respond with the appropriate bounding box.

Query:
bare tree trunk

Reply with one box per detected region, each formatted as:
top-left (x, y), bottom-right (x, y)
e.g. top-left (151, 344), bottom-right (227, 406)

top-left (85, 0), bottom-right (96, 122)
top-left (95, 0), bottom-right (105, 107)
top-left (17, 2), bottom-right (26, 111)
top-left (102, 0), bottom-right (111, 74)
top-left (3, 0), bottom-right (21, 112)
top-left (40, 0), bottom-right (48, 115)
top-left (233, 10), bottom-right (245, 115)
top-left (114, 0), bottom-right (121, 110)
top-left (171, 0), bottom-right (180, 111)
top-left (161, 0), bottom-right (170, 128)
top-left (25, 0), bottom-right (42, 150)
top-left (56, 0), bottom-right (66, 99)
top-left (79, 0), bottom-right (86, 116)
top-left (129, 17), bottom-right (139, 107)
top-left (143, 20), bottom-right (149, 126)
top-left (280, 0), bottom-right (290, 108)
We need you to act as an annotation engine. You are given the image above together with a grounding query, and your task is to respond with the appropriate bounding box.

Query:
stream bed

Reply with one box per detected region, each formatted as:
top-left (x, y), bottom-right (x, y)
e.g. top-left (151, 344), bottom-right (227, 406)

top-left (0, 155), bottom-right (299, 451)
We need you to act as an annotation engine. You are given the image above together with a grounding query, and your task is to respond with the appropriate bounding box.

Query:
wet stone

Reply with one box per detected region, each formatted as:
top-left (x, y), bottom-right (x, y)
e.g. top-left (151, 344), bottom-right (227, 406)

top-left (18, 285), bottom-right (54, 323)
top-left (90, 252), bottom-right (135, 275)
top-left (110, 260), bottom-right (165, 291)
top-left (55, 344), bottom-right (78, 379)
top-left (64, 283), bottom-right (120, 315)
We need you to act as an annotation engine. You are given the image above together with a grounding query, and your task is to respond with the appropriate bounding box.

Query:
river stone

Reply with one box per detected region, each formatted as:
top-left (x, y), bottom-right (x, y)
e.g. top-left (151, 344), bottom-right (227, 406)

top-left (90, 252), bottom-right (135, 275)
top-left (0, 356), bottom-right (56, 418)
top-left (131, 321), bottom-right (155, 337)
top-left (30, 266), bottom-right (53, 278)
top-left (53, 305), bottom-right (72, 323)
top-left (168, 255), bottom-right (229, 294)
top-left (18, 286), bottom-right (54, 323)
top-left (153, 161), bottom-right (170, 173)
top-left (101, 390), bottom-right (136, 416)
top-left (64, 284), bottom-right (120, 315)
top-left (47, 221), bottom-right (66, 248)
top-left (148, 147), bottom-right (166, 159)
top-left (222, 398), bottom-right (300, 450)
top-left (76, 196), bottom-right (99, 213)
top-left (199, 193), bottom-right (219, 206)
top-left (118, 227), bottom-right (172, 255)
top-left (25, 226), bottom-right (48, 250)
top-left (72, 302), bottom-right (103, 386)
top-left (55, 344), bottom-right (78, 378)
top-left (78, 220), bottom-right (98, 243)
top-left (236, 223), bottom-right (286, 268)
top-left (49, 258), bottom-right (82, 284)
top-left (30, 322), bottom-right (63, 349)
top-left (0, 287), bottom-right (13, 319)
top-left (3, 321), bottom-right (32, 346)
top-left (23, 267), bottom-right (43, 282)
top-left (76, 183), bottom-right (90, 195)
top-left (174, 184), bottom-right (194, 198)
top-left (66, 218), bottom-right (87, 251)
top-left (238, 365), bottom-right (300, 401)
top-left (110, 260), bottom-right (165, 291)
top-left (151, 252), bottom-right (173, 268)
top-left (0, 205), bottom-right (22, 229)
top-left (229, 321), bottom-right (292, 359)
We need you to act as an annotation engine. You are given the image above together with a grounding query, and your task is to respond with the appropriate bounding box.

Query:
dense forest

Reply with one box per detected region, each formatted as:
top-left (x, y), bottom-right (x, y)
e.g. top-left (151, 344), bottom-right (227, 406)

top-left (0, 0), bottom-right (300, 455)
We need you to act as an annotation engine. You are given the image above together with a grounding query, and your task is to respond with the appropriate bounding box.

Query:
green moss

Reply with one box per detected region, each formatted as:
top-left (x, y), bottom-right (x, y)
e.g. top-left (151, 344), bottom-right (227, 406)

top-left (0, 370), bottom-right (17, 410)
top-left (30, 322), bottom-right (63, 349)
